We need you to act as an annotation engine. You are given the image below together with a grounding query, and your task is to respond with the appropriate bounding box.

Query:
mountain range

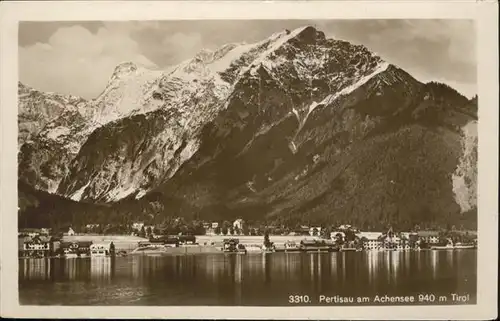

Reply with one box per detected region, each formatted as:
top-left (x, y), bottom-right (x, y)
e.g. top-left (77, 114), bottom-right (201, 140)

top-left (18, 26), bottom-right (478, 230)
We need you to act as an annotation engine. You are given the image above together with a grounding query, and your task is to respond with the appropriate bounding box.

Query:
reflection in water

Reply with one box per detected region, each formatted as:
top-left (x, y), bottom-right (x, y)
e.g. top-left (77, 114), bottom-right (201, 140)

top-left (64, 258), bottom-right (90, 280)
top-left (367, 251), bottom-right (379, 285)
top-left (391, 251), bottom-right (400, 285)
top-left (19, 251), bottom-right (477, 306)
top-left (318, 254), bottom-right (322, 281)
top-left (235, 255), bottom-right (242, 303)
top-left (21, 258), bottom-right (51, 281)
top-left (341, 252), bottom-right (346, 286)
top-left (385, 251), bottom-right (391, 284)
top-left (446, 250), bottom-right (454, 269)
top-left (90, 257), bottom-right (113, 280)
top-left (330, 252), bottom-right (338, 279)
top-left (430, 250), bottom-right (438, 279)
top-left (235, 255), bottom-right (242, 284)
top-left (310, 254), bottom-right (314, 282)
top-left (404, 251), bottom-right (411, 279)
top-left (263, 254), bottom-right (271, 283)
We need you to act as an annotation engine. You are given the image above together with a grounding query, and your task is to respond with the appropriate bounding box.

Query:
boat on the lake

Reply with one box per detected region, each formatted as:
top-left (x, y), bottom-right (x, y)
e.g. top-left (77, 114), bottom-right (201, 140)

top-left (340, 247), bottom-right (361, 252)
top-left (131, 240), bottom-right (169, 254)
top-left (63, 250), bottom-right (79, 258)
top-left (130, 235), bottom-right (182, 254)
top-left (453, 243), bottom-right (476, 249)
top-left (116, 250), bottom-right (128, 257)
top-left (245, 245), bottom-right (264, 253)
top-left (236, 244), bottom-right (247, 254)
top-left (276, 241), bottom-right (301, 252)
top-left (300, 239), bottom-right (337, 252)
top-left (261, 246), bottom-right (276, 253)
top-left (430, 243), bottom-right (454, 250)
top-left (130, 246), bottom-right (167, 255)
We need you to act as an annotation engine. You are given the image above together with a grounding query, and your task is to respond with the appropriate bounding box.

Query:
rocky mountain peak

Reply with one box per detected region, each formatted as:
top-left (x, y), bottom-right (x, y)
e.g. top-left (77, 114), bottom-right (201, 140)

top-left (193, 48), bottom-right (215, 63)
top-left (109, 61), bottom-right (139, 81)
top-left (288, 25), bottom-right (326, 44)
top-left (18, 81), bottom-right (30, 93)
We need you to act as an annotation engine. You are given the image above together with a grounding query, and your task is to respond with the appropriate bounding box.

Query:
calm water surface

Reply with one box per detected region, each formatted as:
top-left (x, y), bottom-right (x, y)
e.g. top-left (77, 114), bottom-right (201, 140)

top-left (19, 250), bottom-right (476, 306)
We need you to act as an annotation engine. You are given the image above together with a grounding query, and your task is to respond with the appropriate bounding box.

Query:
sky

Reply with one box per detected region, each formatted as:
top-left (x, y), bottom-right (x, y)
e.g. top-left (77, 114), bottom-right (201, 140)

top-left (18, 20), bottom-right (477, 99)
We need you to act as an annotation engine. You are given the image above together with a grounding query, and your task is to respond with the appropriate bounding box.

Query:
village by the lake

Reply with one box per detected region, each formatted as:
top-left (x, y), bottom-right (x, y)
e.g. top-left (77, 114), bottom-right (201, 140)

top-left (19, 219), bottom-right (477, 258)
top-left (18, 219), bottom-right (478, 306)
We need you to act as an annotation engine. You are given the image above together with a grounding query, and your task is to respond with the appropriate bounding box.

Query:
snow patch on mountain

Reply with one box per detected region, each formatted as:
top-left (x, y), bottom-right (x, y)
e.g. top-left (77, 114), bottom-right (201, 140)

top-left (208, 43), bottom-right (259, 73)
top-left (292, 108), bottom-right (300, 122)
top-left (179, 139), bottom-right (201, 165)
top-left (91, 64), bottom-right (163, 126)
top-left (70, 181), bottom-right (91, 201)
top-left (321, 61), bottom-right (390, 106)
top-left (285, 61), bottom-right (389, 155)
top-left (308, 101), bottom-right (320, 114)
top-left (45, 126), bottom-right (71, 140)
top-left (107, 185), bottom-right (136, 202)
top-left (135, 189), bottom-right (147, 199)
top-left (244, 26), bottom-right (310, 77)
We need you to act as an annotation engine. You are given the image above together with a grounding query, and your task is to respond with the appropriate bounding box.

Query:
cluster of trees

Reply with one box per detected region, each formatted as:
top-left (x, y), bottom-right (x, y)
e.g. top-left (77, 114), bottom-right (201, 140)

top-left (263, 232), bottom-right (274, 249)
top-left (81, 218), bottom-right (208, 237)
top-left (212, 225), bottom-right (287, 236)
top-left (426, 81), bottom-right (470, 104)
top-left (212, 221), bottom-right (249, 236)
top-left (153, 220), bottom-right (206, 236)
top-left (329, 228), bottom-right (363, 248)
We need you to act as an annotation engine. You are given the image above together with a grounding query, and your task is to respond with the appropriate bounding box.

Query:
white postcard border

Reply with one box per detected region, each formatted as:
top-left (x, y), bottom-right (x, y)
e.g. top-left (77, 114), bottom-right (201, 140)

top-left (1, 1), bottom-right (498, 319)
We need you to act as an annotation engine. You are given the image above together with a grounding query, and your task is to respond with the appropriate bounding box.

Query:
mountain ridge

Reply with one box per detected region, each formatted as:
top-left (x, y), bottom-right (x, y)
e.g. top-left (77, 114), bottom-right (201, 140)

top-left (52, 25), bottom-right (389, 202)
top-left (18, 25), bottom-right (478, 229)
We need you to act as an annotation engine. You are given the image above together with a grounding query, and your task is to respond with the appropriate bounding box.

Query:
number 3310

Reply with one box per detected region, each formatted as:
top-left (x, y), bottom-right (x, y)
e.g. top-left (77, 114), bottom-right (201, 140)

top-left (289, 295), bottom-right (310, 303)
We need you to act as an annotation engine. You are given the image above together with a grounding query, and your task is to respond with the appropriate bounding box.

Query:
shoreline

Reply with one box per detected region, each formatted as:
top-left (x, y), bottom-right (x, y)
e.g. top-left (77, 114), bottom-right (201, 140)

top-left (18, 246), bottom-right (477, 260)
top-left (19, 234), bottom-right (476, 258)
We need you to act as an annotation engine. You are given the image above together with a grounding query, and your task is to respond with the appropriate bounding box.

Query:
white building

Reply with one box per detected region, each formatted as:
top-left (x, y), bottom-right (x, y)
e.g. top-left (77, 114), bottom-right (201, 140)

top-left (132, 222), bottom-right (145, 231)
top-left (65, 227), bottom-right (75, 236)
top-left (338, 224), bottom-right (352, 230)
top-left (429, 236), bottom-right (439, 244)
top-left (40, 228), bottom-right (51, 235)
top-left (400, 232), bottom-right (411, 239)
top-left (233, 219), bottom-right (245, 230)
top-left (397, 240), bottom-right (412, 250)
top-left (388, 236), bottom-right (401, 249)
top-left (357, 232), bottom-right (383, 250)
top-left (417, 231), bottom-right (440, 244)
top-left (23, 235), bottom-right (51, 251)
top-left (90, 243), bottom-right (113, 256)
top-left (309, 227), bottom-right (322, 236)
top-left (398, 232), bottom-right (415, 250)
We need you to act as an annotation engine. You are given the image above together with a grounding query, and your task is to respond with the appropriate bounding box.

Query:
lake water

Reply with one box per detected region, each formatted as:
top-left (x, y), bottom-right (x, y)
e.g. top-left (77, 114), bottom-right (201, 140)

top-left (19, 250), bottom-right (476, 306)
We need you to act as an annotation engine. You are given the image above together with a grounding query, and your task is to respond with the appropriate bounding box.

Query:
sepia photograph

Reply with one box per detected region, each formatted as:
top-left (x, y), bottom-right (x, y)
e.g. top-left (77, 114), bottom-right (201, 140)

top-left (1, 1), bottom-right (498, 319)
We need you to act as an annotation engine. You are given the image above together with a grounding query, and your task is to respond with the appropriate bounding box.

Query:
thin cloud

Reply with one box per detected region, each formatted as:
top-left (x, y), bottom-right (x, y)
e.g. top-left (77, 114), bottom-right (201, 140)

top-left (161, 32), bottom-right (205, 63)
top-left (19, 24), bottom-right (157, 99)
